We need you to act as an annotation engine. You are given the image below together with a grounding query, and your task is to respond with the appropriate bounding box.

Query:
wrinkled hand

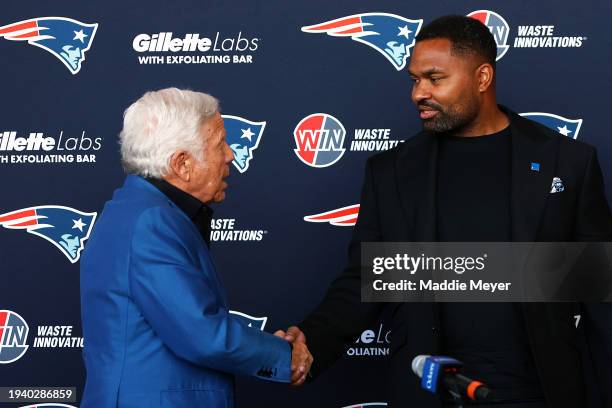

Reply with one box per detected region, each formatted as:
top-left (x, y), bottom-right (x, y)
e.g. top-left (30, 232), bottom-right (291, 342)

top-left (274, 326), bottom-right (311, 385)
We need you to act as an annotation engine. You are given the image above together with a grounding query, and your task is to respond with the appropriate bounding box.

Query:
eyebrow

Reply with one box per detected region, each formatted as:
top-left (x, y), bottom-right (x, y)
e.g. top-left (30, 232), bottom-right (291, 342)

top-left (408, 67), bottom-right (445, 76)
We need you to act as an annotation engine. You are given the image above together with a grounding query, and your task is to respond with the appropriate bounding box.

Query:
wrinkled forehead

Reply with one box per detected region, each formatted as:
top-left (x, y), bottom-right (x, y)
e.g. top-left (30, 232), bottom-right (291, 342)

top-left (201, 112), bottom-right (224, 132)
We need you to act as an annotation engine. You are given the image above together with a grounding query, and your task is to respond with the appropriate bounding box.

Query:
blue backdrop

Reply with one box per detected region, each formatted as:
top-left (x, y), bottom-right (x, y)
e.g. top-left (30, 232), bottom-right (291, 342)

top-left (1, 1), bottom-right (610, 407)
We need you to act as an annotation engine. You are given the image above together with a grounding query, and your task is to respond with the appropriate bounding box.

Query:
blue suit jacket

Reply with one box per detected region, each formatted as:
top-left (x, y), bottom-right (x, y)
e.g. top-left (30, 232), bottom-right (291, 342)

top-left (80, 175), bottom-right (291, 407)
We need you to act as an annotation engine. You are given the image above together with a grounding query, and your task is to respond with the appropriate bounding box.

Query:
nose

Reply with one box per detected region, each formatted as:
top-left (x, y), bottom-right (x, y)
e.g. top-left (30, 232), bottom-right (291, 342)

top-left (411, 79), bottom-right (432, 105)
top-left (224, 142), bottom-right (234, 163)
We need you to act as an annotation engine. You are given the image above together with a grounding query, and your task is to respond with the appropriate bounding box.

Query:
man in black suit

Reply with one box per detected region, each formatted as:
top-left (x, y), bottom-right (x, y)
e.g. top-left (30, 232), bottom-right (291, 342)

top-left (276, 15), bottom-right (612, 407)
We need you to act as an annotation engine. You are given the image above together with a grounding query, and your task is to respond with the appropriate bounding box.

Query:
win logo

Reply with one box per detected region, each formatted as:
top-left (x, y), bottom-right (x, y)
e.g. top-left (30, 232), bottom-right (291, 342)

top-left (293, 113), bottom-right (346, 168)
top-left (0, 310), bottom-right (29, 364)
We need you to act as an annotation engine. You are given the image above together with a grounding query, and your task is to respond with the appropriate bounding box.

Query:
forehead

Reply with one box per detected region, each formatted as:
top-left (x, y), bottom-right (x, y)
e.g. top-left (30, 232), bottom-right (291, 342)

top-left (200, 112), bottom-right (225, 138)
top-left (409, 38), bottom-right (469, 73)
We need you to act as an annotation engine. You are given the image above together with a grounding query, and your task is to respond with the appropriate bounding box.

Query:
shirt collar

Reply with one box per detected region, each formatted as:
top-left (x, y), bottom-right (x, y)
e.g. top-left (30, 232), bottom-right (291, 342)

top-left (145, 177), bottom-right (214, 245)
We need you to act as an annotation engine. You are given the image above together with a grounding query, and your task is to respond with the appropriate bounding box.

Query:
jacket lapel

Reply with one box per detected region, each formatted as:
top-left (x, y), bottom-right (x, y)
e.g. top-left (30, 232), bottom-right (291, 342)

top-left (395, 131), bottom-right (438, 242)
top-left (508, 111), bottom-right (586, 405)
top-left (508, 109), bottom-right (560, 242)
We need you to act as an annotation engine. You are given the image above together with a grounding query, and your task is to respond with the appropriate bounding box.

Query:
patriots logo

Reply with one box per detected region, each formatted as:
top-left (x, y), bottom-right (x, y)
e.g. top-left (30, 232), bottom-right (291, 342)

top-left (0, 205), bottom-right (96, 263)
top-left (520, 112), bottom-right (582, 139)
top-left (342, 404), bottom-right (388, 408)
top-left (229, 310), bottom-right (267, 331)
top-left (551, 177), bottom-right (565, 194)
top-left (301, 13), bottom-right (422, 71)
top-left (304, 204), bottom-right (360, 226)
top-left (222, 115), bottom-right (265, 173)
top-left (0, 17), bottom-right (98, 74)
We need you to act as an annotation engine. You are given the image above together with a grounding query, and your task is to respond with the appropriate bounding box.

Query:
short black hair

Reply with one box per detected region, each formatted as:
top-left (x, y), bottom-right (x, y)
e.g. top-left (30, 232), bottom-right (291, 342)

top-left (415, 15), bottom-right (497, 68)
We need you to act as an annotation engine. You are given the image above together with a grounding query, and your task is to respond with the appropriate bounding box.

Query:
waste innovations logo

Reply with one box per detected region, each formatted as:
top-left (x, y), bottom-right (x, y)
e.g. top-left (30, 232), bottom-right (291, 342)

top-left (349, 128), bottom-right (403, 152)
top-left (0, 131), bottom-right (102, 165)
top-left (0, 310), bottom-right (29, 364)
top-left (0, 205), bottom-right (96, 263)
top-left (20, 404), bottom-right (78, 408)
top-left (293, 114), bottom-right (403, 168)
top-left (304, 204), bottom-right (360, 226)
top-left (346, 323), bottom-right (390, 357)
top-left (133, 31), bottom-right (259, 65)
top-left (0, 311), bottom-right (83, 365)
top-left (520, 112), bottom-right (582, 139)
top-left (229, 310), bottom-right (267, 330)
top-left (302, 13), bottom-right (422, 70)
top-left (31, 324), bottom-right (83, 348)
top-left (467, 10), bottom-right (586, 61)
top-left (210, 218), bottom-right (267, 242)
top-left (0, 17), bottom-right (97, 74)
top-left (222, 115), bottom-right (265, 173)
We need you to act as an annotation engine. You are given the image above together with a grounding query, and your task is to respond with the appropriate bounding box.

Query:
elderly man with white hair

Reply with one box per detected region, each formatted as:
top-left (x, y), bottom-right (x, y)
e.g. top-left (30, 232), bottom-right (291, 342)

top-left (80, 88), bottom-right (312, 407)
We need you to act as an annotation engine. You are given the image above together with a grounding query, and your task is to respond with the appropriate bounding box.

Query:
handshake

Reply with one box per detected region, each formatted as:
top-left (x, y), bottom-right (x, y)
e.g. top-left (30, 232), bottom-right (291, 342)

top-left (274, 326), bottom-right (312, 386)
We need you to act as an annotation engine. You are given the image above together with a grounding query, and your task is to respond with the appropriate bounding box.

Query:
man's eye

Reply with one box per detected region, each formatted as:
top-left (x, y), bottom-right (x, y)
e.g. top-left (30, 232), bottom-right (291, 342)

top-left (431, 77), bottom-right (443, 83)
top-left (410, 77), bottom-right (419, 84)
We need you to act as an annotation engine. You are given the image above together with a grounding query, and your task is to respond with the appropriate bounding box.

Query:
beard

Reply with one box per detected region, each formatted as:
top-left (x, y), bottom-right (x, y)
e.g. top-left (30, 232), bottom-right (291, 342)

top-left (419, 96), bottom-right (479, 134)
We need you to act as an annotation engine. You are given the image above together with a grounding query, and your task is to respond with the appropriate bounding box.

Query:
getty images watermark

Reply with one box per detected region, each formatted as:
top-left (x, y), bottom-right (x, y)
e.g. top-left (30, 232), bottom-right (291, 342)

top-left (361, 242), bottom-right (612, 302)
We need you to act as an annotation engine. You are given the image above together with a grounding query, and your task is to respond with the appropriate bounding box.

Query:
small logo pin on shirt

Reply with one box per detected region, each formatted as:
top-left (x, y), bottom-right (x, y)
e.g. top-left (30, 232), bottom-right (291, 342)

top-left (551, 177), bottom-right (565, 193)
top-left (530, 162), bottom-right (540, 172)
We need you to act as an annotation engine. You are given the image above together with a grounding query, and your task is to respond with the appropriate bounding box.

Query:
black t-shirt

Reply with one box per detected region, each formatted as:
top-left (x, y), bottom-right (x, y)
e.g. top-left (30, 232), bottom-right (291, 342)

top-left (436, 126), bottom-right (545, 403)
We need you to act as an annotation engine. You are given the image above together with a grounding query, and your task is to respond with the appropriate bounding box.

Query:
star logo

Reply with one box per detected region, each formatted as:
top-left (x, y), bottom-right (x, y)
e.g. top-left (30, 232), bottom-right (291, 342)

top-left (557, 125), bottom-right (572, 137)
top-left (398, 25), bottom-right (411, 39)
top-left (72, 218), bottom-right (86, 232)
top-left (73, 29), bottom-right (88, 43)
top-left (241, 128), bottom-right (255, 142)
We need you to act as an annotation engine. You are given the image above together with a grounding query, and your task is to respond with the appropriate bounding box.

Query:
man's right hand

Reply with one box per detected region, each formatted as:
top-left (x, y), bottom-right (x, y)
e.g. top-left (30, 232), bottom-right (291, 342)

top-left (274, 326), bottom-right (311, 385)
top-left (283, 326), bottom-right (307, 344)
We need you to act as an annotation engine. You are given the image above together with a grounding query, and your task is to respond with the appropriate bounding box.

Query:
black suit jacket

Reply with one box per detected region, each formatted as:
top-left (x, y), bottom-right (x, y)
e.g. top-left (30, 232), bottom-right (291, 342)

top-left (300, 108), bottom-right (612, 407)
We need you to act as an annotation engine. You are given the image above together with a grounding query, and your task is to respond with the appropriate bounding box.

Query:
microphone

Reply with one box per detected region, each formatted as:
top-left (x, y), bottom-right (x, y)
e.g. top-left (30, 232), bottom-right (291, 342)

top-left (411, 355), bottom-right (492, 401)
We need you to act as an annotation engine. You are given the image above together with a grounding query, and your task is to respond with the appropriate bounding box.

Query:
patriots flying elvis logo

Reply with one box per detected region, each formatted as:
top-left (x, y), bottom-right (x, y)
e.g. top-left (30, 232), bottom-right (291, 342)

top-left (229, 310), bottom-right (267, 331)
top-left (0, 17), bottom-right (98, 74)
top-left (222, 115), bottom-right (265, 173)
top-left (0, 205), bottom-right (96, 263)
top-left (304, 204), bottom-right (360, 226)
top-left (301, 13), bottom-right (422, 71)
top-left (520, 112), bottom-right (582, 139)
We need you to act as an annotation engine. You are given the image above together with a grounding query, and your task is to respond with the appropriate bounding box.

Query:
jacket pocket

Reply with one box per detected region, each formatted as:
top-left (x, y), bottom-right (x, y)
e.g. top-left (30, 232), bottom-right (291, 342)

top-left (160, 389), bottom-right (231, 408)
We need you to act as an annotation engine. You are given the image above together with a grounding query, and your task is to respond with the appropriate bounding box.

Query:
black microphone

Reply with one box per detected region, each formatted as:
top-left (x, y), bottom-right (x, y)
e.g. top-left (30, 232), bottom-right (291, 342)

top-left (411, 355), bottom-right (492, 401)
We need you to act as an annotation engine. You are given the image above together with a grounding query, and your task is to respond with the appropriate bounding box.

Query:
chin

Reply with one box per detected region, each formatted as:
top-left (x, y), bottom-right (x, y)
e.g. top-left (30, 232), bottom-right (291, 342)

top-left (213, 192), bottom-right (226, 203)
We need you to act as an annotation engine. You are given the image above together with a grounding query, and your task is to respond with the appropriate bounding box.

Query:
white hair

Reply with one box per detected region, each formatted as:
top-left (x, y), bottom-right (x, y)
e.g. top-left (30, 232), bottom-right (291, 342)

top-left (119, 88), bottom-right (219, 178)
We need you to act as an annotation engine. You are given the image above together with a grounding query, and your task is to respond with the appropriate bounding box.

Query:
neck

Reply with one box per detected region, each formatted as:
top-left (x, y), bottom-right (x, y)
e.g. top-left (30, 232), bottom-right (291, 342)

top-left (452, 103), bottom-right (509, 137)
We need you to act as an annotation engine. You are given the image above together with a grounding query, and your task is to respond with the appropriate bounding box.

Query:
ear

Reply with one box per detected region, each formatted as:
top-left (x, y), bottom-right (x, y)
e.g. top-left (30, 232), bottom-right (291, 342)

top-left (168, 151), bottom-right (192, 182)
top-left (476, 63), bottom-right (495, 93)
